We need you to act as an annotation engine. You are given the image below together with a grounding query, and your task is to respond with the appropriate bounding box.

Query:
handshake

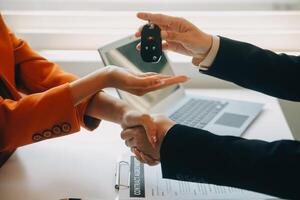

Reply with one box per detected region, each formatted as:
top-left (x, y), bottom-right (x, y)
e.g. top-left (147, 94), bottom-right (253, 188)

top-left (120, 110), bottom-right (176, 166)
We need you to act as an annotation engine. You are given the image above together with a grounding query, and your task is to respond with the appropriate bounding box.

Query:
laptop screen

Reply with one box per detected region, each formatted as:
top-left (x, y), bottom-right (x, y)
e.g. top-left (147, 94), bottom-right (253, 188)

top-left (100, 38), bottom-right (180, 111)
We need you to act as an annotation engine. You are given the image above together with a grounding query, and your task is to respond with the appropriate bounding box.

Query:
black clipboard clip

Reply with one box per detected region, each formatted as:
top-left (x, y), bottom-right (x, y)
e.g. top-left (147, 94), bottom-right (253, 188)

top-left (115, 161), bottom-right (130, 190)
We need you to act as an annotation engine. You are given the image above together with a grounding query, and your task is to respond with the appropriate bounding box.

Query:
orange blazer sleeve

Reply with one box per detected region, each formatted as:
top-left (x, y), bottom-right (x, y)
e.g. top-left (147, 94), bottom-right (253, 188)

top-left (9, 31), bottom-right (100, 131)
top-left (0, 83), bottom-right (81, 151)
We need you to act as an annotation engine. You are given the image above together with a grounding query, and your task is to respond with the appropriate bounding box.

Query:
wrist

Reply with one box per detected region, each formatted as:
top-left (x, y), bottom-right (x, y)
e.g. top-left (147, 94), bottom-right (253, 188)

top-left (119, 105), bottom-right (134, 123)
top-left (192, 33), bottom-right (213, 67)
top-left (84, 91), bottom-right (133, 124)
top-left (97, 66), bottom-right (115, 88)
top-left (156, 123), bottom-right (174, 159)
top-left (202, 33), bottom-right (213, 55)
top-left (154, 116), bottom-right (176, 150)
top-left (163, 122), bottom-right (176, 136)
top-left (193, 34), bottom-right (220, 69)
top-left (69, 68), bottom-right (109, 106)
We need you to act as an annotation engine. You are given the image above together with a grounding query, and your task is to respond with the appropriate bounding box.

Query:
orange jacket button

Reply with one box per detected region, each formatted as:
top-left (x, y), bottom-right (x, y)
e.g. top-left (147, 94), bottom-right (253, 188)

top-left (32, 133), bottom-right (43, 142)
top-left (61, 123), bottom-right (71, 133)
top-left (52, 125), bottom-right (62, 135)
top-left (42, 130), bottom-right (53, 138)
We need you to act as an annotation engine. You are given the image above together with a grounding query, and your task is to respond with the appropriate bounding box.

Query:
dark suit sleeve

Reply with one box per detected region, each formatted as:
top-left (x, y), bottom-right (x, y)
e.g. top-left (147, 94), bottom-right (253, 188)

top-left (160, 124), bottom-right (300, 199)
top-left (202, 37), bottom-right (300, 101)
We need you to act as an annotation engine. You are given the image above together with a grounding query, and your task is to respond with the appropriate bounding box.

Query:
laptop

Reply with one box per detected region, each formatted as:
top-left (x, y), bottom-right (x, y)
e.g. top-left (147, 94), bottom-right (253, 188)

top-left (98, 35), bottom-right (263, 136)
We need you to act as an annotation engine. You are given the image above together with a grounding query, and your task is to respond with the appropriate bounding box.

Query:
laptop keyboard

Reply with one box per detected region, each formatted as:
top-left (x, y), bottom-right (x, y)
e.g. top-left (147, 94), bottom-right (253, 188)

top-left (170, 99), bottom-right (228, 129)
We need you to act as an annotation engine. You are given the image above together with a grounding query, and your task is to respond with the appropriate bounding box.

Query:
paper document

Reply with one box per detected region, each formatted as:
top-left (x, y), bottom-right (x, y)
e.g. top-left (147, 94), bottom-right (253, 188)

top-left (117, 156), bottom-right (276, 200)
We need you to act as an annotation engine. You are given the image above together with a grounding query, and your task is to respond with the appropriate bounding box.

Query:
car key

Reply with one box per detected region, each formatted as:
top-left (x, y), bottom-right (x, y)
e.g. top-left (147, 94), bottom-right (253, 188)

top-left (140, 23), bottom-right (162, 63)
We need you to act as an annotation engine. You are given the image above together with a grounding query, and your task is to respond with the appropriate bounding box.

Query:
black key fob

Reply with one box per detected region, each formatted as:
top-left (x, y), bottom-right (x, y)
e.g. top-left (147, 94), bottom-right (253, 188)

top-left (140, 23), bottom-right (162, 63)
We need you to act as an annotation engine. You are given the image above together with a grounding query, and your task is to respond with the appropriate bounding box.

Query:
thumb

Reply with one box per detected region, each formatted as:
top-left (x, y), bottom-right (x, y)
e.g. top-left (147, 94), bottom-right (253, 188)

top-left (142, 116), bottom-right (158, 148)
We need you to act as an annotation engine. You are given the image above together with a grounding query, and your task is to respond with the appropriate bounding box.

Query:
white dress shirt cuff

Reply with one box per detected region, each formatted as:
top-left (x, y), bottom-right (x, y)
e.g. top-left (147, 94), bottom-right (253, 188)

top-left (197, 35), bottom-right (220, 70)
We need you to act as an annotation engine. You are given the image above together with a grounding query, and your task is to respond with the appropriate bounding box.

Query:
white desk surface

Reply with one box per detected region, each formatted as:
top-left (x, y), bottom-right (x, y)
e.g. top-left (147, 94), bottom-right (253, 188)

top-left (0, 89), bottom-right (293, 200)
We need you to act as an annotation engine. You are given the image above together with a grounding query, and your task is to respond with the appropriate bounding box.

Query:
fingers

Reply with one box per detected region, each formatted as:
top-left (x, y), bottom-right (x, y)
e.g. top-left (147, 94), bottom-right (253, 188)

top-left (130, 147), bottom-right (135, 153)
top-left (162, 42), bottom-right (169, 50)
top-left (137, 72), bottom-right (158, 77)
top-left (163, 75), bottom-right (189, 84)
top-left (133, 75), bottom-right (189, 95)
top-left (131, 76), bottom-right (164, 88)
top-left (139, 73), bottom-right (172, 79)
top-left (133, 148), bottom-right (145, 163)
top-left (121, 128), bottom-right (136, 140)
top-left (135, 23), bottom-right (171, 38)
top-left (131, 72), bottom-right (179, 89)
top-left (137, 12), bottom-right (177, 27)
top-left (132, 75), bottom-right (188, 96)
top-left (122, 128), bottom-right (145, 149)
top-left (125, 76), bottom-right (164, 91)
top-left (137, 12), bottom-right (186, 33)
top-left (151, 75), bottom-right (189, 85)
top-left (123, 113), bottom-right (157, 147)
top-left (144, 75), bottom-right (189, 90)
top-left (140, 152), bottom-right (159, 166)
top-left (136, 25), bottom-right (182, 46)
top-left (135, 25), bottom-right (143, 38)
top-left (125, 138), bottom-right (136, 148)
top-left (136, 43), bottom-right (141, 50)
top-left (192, 57), bottom-right (205, 66)
top-left (140, 115), bottom-right (157, 148)
top-left (136, 41), bottom-right (169, 51)
top-left (133, 148), bottom-right (158, 166)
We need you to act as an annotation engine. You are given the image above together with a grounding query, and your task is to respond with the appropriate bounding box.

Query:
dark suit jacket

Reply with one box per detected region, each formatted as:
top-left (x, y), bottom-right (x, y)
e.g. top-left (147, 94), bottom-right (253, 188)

top-left (160, 37), bottom-right (300, 199)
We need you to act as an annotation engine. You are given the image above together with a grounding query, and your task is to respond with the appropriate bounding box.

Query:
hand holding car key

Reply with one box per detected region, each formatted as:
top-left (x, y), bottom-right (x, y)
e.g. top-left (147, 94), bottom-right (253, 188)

top-left (135, 12), bottom-right (213, 66)
top-left (140, 23), bottom-right (162, 63)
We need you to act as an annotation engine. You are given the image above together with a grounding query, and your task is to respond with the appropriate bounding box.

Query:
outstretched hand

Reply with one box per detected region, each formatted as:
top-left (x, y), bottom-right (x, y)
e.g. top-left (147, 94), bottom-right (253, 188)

top-left (105, 65), bottom-right (188, 96)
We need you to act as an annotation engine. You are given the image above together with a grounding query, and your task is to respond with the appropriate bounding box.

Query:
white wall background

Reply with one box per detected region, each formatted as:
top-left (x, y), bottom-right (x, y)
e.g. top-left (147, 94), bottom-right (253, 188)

top-left (1, 0), bottom-right (300, 138)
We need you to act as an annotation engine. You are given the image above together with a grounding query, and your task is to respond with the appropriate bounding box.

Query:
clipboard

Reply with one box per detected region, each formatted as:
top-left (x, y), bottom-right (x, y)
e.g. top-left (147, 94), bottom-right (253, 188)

top-left (115, 155), bottom-right (277, 200)
top-left (115, 156), bottom-right (146, 199)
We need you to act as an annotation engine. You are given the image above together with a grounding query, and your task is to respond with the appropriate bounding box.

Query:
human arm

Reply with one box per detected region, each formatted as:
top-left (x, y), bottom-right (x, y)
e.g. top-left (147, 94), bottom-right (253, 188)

top-left (0, 64), bottom-right (184, 151)
top-left (121, 117), bottom-right (300, 199)
top-left (136, 12), bottom-right (300, 101)
top-left (69, 66), bottom-right (187, 144)
top-left (202, 37), bottom-right (300, 101)
top-left (1, 15), bottom-right (188, 159)
top-left (8, 20), bottom-right (187, 129)
top-left (160, 124), bottom-right (300, 199)
top-left (10, 30), bottom-right (187, 145)
top-left (84, 90), bottom-right (158, 145)
top-left (0, 83), bottom-right (82, 151)
top-left (3, 29), bottom-right (187, 151)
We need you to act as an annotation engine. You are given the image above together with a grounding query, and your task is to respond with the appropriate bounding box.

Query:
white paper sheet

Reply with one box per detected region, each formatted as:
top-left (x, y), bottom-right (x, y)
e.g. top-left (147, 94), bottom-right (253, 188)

top-left (117, 156), bottom-right (277, 200)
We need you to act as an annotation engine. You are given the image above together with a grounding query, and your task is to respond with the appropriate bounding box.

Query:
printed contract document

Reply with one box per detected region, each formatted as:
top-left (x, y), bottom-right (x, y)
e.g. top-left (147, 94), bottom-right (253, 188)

top-left (116, 156), bottom-right (275, 200)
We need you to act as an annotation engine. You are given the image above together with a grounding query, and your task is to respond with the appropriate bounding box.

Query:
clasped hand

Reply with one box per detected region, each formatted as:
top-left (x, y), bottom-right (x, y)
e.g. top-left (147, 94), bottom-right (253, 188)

top-left (121, 114), bottom-right (175, 166)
